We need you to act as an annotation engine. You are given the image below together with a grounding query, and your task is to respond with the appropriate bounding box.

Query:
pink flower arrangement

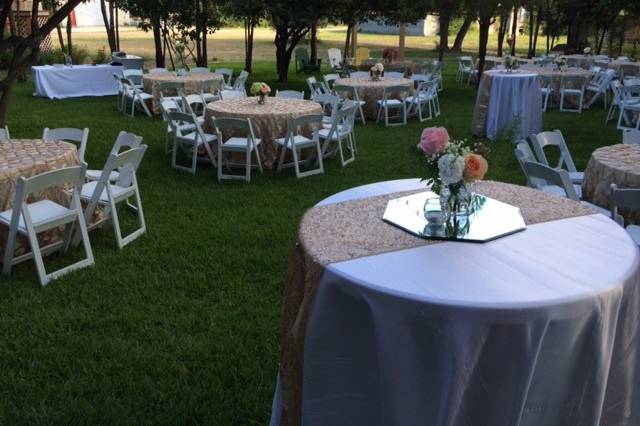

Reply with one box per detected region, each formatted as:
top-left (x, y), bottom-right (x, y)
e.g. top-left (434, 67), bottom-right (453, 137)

top-left (418, 127), bottom-right (450, 156)
top-left (260, 84), bottom-right (271, 95)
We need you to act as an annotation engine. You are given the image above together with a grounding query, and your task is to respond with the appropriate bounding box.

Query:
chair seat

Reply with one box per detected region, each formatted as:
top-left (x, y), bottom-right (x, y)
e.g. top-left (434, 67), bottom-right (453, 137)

top-left (377, 99), bottom-right (404, 107)
top-left (0, 200), bottom-right (72, 234)
top-left (80, 181), bottom-right (134, 204)
top-left (275, 135), bottom-right (316, 148)
top-left (221, 137), bottom-right (262, 151)
top-left (406, 95), bottom-right (432, 104)
top-left (180, 132), bottom-right (217, 145)
top-left (202, 93), bottom-right (220, 102)
top-left (318, 127), bottom-right (350, 140)
top-left (626, 225), bottom-right (640, 246)
top-left (540, 184), bottom-right (583, 198)
top-left (86, 169), bottom-right (119, 182)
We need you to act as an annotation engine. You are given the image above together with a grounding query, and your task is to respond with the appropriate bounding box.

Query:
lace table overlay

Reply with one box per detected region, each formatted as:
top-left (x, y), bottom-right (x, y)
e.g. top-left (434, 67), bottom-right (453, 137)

top-left (583, 144), bottom-right (640, 224)
top-left (278, 181), bottom-right (596, 425)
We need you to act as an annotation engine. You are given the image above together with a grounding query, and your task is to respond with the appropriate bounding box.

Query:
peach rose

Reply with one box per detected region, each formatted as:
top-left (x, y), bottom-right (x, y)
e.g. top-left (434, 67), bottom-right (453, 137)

top-left (261, 84), bottom-right (271, 94)
top-left (418, 127), bottom-right (450, 155)
top-left (463, 153), bottom-right (488, 181)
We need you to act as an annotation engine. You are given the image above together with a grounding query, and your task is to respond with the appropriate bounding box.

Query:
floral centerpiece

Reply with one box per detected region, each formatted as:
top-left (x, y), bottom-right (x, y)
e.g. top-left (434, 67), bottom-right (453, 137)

top-left (174, 40), bottom-right (189, 76)
top-left (504, 56), bottom-right (520, 73)
top-left (418, 127), bottom-right (489, 228)
top-left (370, 63), bottom-right (384, 81)
top-left (250, 82), bottom-right (271, 104)
top-left (554, 56), bottom-right (566, 71)
top-left (583, 47), bottom-right (592, 56)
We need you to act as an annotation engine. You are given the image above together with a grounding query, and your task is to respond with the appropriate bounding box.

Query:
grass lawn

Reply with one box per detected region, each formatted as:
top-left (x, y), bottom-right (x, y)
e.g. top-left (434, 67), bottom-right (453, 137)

top-left (0, 59), bottom-right (621, 423)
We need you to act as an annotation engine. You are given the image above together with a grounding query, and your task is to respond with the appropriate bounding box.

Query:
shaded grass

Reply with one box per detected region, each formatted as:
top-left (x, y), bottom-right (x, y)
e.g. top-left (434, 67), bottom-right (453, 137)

top-left (0, 61), bottom-right (620, 423)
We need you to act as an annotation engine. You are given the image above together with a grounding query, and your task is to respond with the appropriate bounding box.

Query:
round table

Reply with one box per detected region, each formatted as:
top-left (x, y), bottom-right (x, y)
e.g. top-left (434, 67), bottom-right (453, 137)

top-left (562, 54), bottom-right (594, 69)
top-left (582, 144), bottom-right (640, 224)
top-left (334, 77), bottom-right (414, 120)
top-left (204, 97), bottom-right (323, 168)
top-left (142, 72), bottom-right (224, 115)
top-left (272, 178), bottom-right (640, 426)
top-left (0, 139), bottom-right (79, 260)
top-left (472, 70), bottom-right (543, 141)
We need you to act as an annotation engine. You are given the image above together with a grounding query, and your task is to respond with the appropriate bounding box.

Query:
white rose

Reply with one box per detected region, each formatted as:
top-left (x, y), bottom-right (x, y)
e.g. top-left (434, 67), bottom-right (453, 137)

top-left (438, 154), bottom-right (465, 186)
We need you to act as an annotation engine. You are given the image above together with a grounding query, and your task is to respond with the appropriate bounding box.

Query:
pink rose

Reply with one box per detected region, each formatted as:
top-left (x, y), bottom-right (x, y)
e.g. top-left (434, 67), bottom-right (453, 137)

top-left (419, 127), bottom-right (450, 155)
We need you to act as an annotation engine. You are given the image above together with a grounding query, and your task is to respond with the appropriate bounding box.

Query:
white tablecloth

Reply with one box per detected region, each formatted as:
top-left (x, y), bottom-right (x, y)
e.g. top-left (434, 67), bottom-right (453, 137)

top-left (271, 179), bottom-right (640, 426)
top-left (486, 71), bottom-right (543, 141)
top-left (32, 64), bottom-right (123, 99)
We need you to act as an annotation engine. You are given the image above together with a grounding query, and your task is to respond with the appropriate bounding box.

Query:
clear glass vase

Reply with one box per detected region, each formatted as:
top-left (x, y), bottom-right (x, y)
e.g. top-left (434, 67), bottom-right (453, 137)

top-left (439, 183), bottom-right (472, 237)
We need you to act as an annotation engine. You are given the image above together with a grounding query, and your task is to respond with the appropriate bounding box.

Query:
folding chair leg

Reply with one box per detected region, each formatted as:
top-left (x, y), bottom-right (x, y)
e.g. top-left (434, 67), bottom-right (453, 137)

top-left (2, 223), bottom-right (19, 276)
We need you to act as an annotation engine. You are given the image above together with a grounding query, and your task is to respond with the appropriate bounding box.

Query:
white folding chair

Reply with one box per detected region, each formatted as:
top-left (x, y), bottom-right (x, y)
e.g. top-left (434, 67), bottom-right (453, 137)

top-left (0, 125), bottom-right (10, 141)
top-left (42, 127), bottom-right (89, 163)
top-left (123, 69), bottom-right (144, 89)
top-left (617, 86), bottom-right (640, 131)
top-left (586, 69), bottom-right (615, 108)
top-left (160, 99), bottom-right (185, 153)
top-left (200, 79), bottom-right (223, 104)
top-left (113, 73), bottom-right (124, 111)
top-left (275, 114), bottom-right (324, 178)
top-left (191, 67), bottom-right (210, 74)
top-left (406, 80), bottom-right (438, 122)
top-left (215, 68), bottom-right (233, 86)
top-left (323, 73), bottom-right (340, 91)
top-left (149, 68), bottom-right (168, 74)
top-left (610, 184), bottom-right (640, 245)
top-left (169, 111), bottom-right (217, 175)
top-left (276, 90), bottom-right (305, 100)
top-left (212, 117), bottom-right (263, 183)
top-left (220, 90), bottom-right (245, 100)
top-left (327, 48), bottom-right (342, 69)
top-left (529, 130), bottom-right (583, 184)
top-left (319, 102), bottom-right (357, 166)
top-left (229, 70), bottom-right (249, 94)
top-left (540, 75), bottom-right (553, 112)
top-left (376, 85), bottom-right (409, 127)
top-left (559, 75), bottom-right (586, 113)
top-left (623, 130), bottom-right (640, 145)
top-left (1, 164), bottom-right (94, 286)
top-left (306, 76), bottom-right (328, 96)
top-left (120, 77), bottom-right (153, 117)
top-left (332, 85), bottom-right (366, 125)
top-left (514, 140), bottom-right (546, 189)
top-left (86, 131), bottom-right (143, 182)
top-left (384, 71), bottom-right (404, 79)
top-left (158, 81), bottom-right (185, 104)
top-left (181, 94), bottom-right (207, 123)
top-left (312, 93), bottom-right (340, 128)
top-left (349, 71), bottom-right (369, 79)
top-left (81, 146), bottom-right (148, 250)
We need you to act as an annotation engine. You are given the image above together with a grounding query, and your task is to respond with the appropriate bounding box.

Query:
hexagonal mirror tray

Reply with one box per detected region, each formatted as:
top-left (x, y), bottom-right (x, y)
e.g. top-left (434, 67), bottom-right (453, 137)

top-left (383, 191), bottom-right (526, 243)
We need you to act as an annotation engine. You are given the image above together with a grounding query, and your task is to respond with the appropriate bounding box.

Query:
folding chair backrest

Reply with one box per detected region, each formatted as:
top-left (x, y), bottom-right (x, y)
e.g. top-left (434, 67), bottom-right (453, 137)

top-left (514, 141), bottom-right (543, 188)
top-left (123, 69), bottom-right (143, 86)
top-left (382, 85), bottom-right (409, 101)
top-left (112, 131), bottom-right (143, 154)
top-left (561, 75), bottom-right (586, 90)
top-left (20, 164), bottom-right (86, 198)
top-left (522, 161), bottom-right (579, 201)
top-left (323, 73), bottom-right (339, 88)
top-left (610, 184), bottom-right (640, 225)
top-left (182, 94), bottom-right (205, 116)
top-left (233, 71), bottom-right (249, 90)
top-left (385, 71), bottom-right (404, 79)
top-left (348, 71), bottom-right (368, 79)
top-left (168, 111), bottom-right (197, 135)
top-left (161, 99), bottom-right (182, 120)
top-left (149, 68), bottom-right (168, 74)
top-left (213, 117), bottom-right (256, 144)
top-left (42, 127), bottom-right (89, 162)
top-left (411, 74), bottom-right (430, 84)
top-left (289, 114), bottom-right (323, 133)
top-left (215, 68), bottom-right (233, 85)
top-left (328, 48), bottom-right (342, 68)
top-left (191, 67), bottom-right (210, 74)
top-left (623, 130), bottom-right (640, 145)
top-left (296, 48), bottom-right (310, 66)
top-left (530, 130), bottom-right (577, 173)
top-left (201, 79), bottom-right (223, 94)
top-left (220, 90), bottom-right (244, 100)
top-left (0, 126), bottom-right (10, 141)
top-left (159, 81), bottom-right (185, 100)
top-left (276, 90), bottom-right (304, 100)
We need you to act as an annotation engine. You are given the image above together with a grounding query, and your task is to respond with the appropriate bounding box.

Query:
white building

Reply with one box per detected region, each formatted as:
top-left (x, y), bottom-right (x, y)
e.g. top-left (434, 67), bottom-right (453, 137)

top-left (359, 16), bottom-right (440, 37)
top-left (72, 1), bottom-right (135, 27)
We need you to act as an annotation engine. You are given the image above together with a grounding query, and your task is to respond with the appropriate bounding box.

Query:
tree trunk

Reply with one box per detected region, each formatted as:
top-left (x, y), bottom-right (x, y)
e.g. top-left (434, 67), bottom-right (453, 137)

top-left (201, 0), bottom-right (208, 67)
top-left (351, 22), bottom-right (358, 58)
top-left (497, 9), bottom-right (509, 57)
top-left (527, 7), bottom-right (535, 58)
top-left (477, 16), bottom-right (491, 89)
top-left (0, 74), bottom-right (16, 127)
top-left (275, 27), bottom-right (292, 82)
top-left (115, 3), bottom-right (120, 51)
top-left (452, 14), bottom-right (473, 52)
top-left (310, 21), bottom-right (318, 64)
top-left (597, 26), bottom-right (607, 54)
top-left (438, 13), bottom-right (451, 61)
top-left (152, 17), bottom-right (164, 67)
top-left (532, 9), bottom-right (541, 57)
top-left (66, 14), bottom-right (72, 56)
top-left (100, 0), bottom-right (116, 52)
top-left (398, 22), bottom-right (406, 61)
top-left (510, 6), bottom-right (518, 56)
top-left (344, 22), bottom-right (353, 58)
top-left (244, 18), bottom-right (255, 72)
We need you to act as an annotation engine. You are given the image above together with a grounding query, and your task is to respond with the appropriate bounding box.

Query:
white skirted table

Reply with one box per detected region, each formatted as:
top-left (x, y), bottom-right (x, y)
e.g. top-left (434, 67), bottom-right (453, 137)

top-left (32, 64), bottom-right (123, 99)
top-left (472, 70), bottom-right (543, 141)
top-left (271, 179), bottom-right (640, 426)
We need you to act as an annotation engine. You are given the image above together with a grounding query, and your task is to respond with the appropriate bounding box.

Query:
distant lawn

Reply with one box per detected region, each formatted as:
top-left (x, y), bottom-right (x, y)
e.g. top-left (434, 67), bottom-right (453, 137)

top-left (0, 61), bottom-right (621, 423)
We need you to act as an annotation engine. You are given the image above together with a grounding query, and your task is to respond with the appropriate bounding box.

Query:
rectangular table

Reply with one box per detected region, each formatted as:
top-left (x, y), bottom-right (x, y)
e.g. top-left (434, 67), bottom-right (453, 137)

top-left (111, 54), bottom-right (144, 70)
top-left (32, 64), bottom-right (123, 99)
